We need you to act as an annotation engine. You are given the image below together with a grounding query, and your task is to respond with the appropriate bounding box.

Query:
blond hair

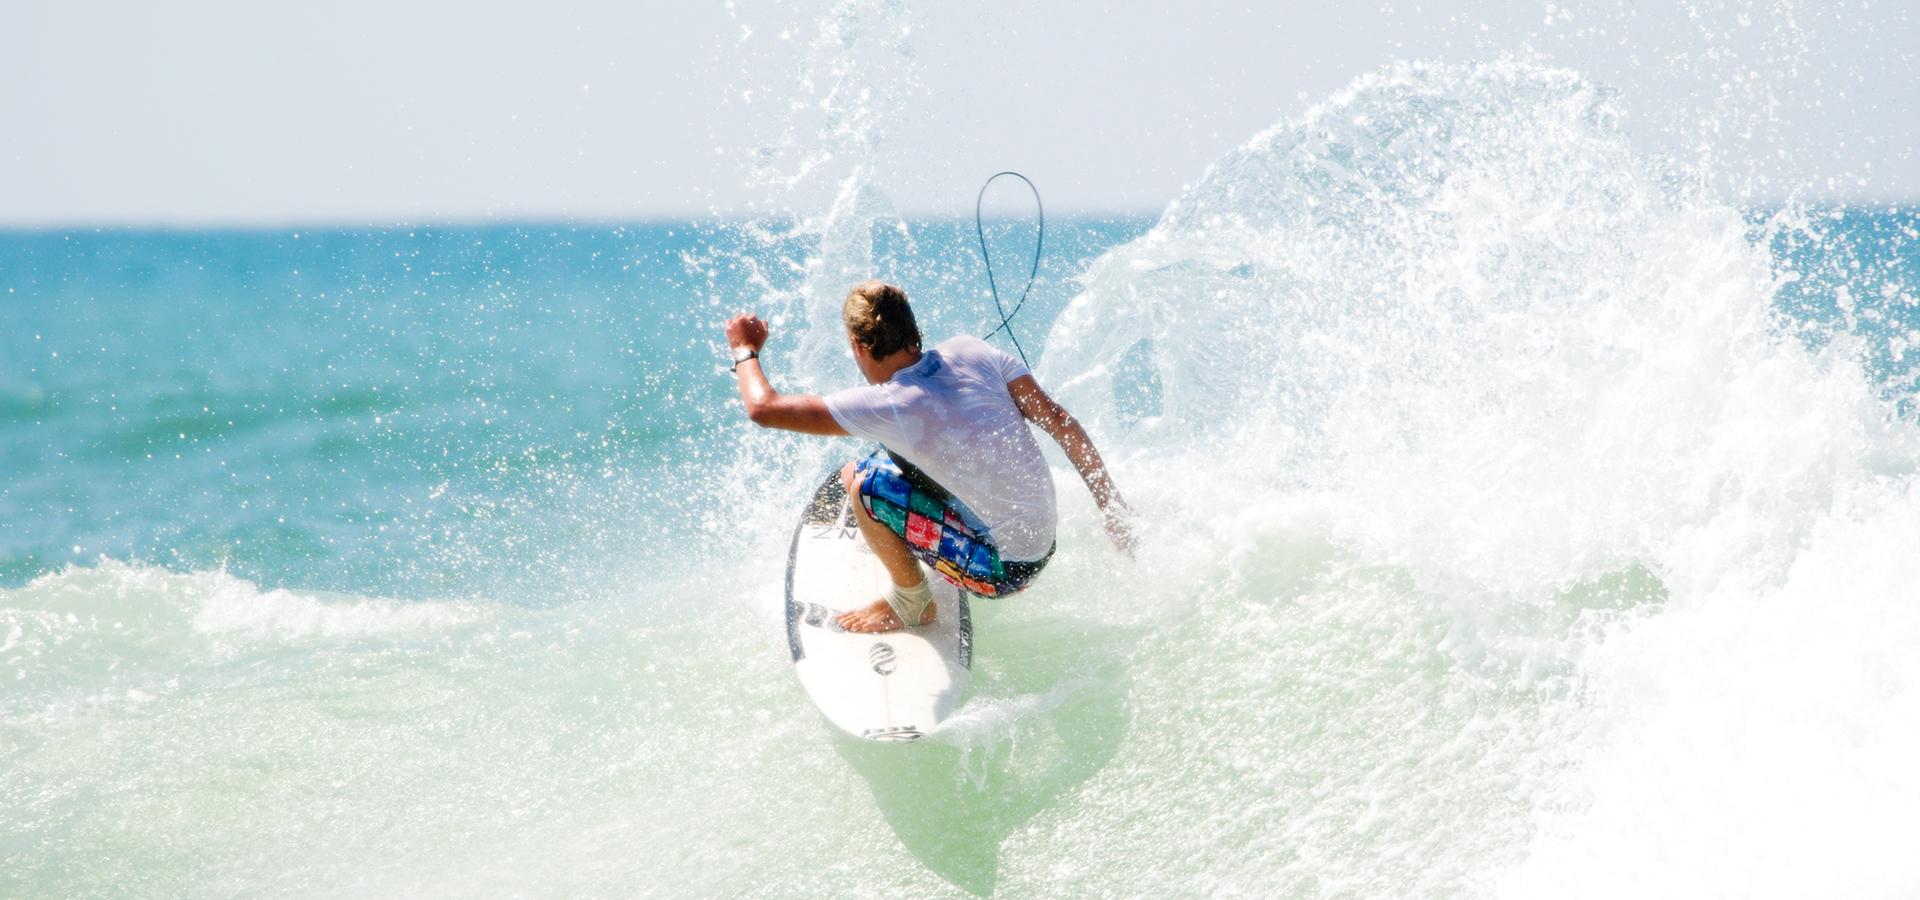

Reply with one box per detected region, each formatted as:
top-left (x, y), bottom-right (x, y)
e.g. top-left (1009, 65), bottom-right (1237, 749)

top-left (842, 280), bottom-right (922, 359)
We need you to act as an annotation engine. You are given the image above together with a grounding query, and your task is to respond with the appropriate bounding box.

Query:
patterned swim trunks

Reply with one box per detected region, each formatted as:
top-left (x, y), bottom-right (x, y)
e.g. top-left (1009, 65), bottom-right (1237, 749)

top-left (853, 451), bottom-right (1052, 598)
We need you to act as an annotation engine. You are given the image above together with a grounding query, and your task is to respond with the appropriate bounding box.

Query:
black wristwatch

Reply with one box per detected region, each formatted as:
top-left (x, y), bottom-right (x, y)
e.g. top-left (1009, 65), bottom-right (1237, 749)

top-left (729, 348), bottom-right (759, 372)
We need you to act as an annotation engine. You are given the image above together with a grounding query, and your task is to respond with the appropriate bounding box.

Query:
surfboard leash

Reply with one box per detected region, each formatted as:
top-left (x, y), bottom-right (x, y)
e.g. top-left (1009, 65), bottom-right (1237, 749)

top-left (974, 171), bottom-right (1044, 368)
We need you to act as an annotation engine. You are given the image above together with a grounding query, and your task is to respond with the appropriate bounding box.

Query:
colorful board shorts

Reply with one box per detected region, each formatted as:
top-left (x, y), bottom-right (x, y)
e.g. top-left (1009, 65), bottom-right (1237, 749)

top-left (853, 451), bottom-right (1052, 598)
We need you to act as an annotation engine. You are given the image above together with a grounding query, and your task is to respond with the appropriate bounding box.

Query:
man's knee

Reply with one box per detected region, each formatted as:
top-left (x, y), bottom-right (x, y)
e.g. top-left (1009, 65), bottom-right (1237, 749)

top-left (841, 460), bottom-right (882, 524)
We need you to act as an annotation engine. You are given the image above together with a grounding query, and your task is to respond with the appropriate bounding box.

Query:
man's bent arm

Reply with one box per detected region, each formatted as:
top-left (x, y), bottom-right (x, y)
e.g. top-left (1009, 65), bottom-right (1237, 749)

top-left (725, 313), bottom-right (848, 436)
top-left (1007, 375), bottom-right (1136, 552)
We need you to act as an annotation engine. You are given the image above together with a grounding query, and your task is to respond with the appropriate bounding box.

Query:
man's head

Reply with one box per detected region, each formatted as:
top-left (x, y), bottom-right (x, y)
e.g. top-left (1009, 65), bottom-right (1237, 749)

top-left (843, 280), bottom-right (922, 362)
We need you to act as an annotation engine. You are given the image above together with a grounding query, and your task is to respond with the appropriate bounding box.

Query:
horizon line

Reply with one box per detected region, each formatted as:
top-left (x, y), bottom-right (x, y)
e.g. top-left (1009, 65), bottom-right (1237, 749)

top-left (0, 210), bottom-right (1164, 234)
top-left (2, 197), bottom-right (1914, 234)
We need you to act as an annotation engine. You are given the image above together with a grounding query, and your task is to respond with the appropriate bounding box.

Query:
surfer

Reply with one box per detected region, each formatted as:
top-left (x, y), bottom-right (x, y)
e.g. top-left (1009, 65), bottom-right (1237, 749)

top-left (724, 280), bottom-right (1134, 633)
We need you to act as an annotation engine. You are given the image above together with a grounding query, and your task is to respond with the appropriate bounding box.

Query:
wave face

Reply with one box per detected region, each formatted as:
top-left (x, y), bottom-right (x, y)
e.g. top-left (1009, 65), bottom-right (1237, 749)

top-left (1035, 58), bottom-right (1920, 896)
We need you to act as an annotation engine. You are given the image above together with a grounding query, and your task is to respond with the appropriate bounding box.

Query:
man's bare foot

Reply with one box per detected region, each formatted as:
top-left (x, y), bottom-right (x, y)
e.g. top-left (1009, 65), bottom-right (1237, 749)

top-left (835, 598), bottom-right (937, 633)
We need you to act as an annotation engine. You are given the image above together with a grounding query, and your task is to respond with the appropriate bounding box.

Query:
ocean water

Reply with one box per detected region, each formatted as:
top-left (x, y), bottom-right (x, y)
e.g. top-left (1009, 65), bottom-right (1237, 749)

top-left (8, 31), bottom-right (1920, 900)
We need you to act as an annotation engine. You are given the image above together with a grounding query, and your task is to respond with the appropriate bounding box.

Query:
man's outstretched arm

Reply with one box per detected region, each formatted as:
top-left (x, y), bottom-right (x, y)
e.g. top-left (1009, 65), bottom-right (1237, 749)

top-left (1006, 374), bottom-right (1136, 555)
top-left (724, 313), bottom-right (847, 436)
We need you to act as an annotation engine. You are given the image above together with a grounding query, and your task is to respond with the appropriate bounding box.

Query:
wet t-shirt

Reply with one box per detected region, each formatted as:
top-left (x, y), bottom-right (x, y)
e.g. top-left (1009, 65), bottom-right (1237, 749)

top-left (823, 336), bottom-right (1057, 560)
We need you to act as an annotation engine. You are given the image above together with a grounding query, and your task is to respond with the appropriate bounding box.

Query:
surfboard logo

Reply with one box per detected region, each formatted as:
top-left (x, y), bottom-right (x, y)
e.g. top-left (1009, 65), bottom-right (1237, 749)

top-left (860, 725), bottom-right (923, 741)
top-left (868, 642), bottom-right (897, 676)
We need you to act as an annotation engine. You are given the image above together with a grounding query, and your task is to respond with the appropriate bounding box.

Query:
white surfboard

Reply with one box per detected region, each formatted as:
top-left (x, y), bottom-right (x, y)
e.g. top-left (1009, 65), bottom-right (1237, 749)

top-left (784, 470), bottom-right (971, 742)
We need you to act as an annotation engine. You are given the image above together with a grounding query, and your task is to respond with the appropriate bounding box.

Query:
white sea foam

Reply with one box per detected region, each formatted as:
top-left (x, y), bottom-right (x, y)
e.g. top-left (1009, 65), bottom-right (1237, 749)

top-left (1500, 486), bottom-right (1920, 897)
top-left (1033, 56), bottom-right (1920, 894)
top-left (0, 560), bottom-right (479, 694)
top-left (189, 574), bottom-right (475, 641)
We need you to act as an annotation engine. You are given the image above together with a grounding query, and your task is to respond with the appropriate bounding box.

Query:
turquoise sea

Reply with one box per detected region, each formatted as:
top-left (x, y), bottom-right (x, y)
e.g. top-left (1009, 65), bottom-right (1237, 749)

top-left (7, 58), bottom-right (1920, 898)
top-left (0, 219), bottom-right (1145, 596)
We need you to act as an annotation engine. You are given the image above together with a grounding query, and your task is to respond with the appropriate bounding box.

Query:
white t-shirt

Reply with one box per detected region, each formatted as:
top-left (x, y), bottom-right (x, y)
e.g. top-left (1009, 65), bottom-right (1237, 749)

top-left (823, 335), bottom-right (1057, 561)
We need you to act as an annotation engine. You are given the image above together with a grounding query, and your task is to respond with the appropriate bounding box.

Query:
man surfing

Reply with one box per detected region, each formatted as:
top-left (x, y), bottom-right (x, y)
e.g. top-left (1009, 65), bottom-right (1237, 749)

top-left (725, 280), bottom-right (1134, 633)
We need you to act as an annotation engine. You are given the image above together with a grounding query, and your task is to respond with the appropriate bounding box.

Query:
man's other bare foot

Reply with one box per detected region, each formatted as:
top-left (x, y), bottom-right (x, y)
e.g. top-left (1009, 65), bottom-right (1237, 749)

top-left (835, 598), bottom-right (937, 633)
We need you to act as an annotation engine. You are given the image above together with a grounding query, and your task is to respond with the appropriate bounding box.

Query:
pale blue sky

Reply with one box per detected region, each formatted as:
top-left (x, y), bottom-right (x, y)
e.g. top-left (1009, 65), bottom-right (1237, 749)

top-left (2, 0), bottom-right (1912, 225)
